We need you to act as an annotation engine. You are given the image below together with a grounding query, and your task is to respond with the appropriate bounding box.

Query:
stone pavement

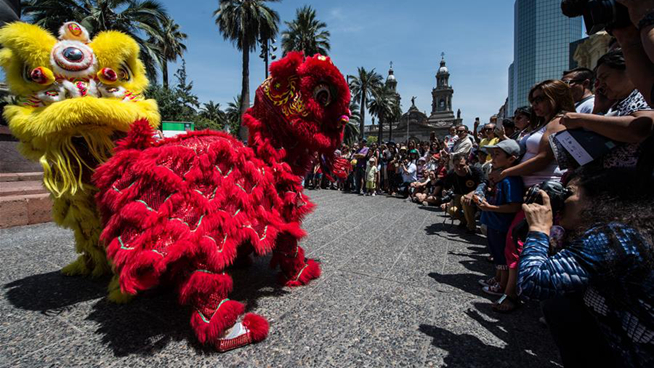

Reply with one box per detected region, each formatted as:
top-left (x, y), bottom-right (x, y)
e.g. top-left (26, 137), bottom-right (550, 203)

top-left (0, 190), bottom-right (562, 367)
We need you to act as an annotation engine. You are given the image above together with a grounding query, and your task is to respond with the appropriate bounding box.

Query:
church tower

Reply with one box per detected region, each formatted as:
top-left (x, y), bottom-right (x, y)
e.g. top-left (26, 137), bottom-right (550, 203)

top-left (431, 55), bottom-right (454, 114)
top-left (386, 62), bottom-right (397, 92)
top-left (428, 54), bottom-right (461, 128)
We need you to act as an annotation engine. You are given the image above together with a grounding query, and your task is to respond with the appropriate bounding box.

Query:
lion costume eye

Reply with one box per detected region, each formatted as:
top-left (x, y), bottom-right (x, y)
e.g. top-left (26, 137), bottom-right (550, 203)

top-left (313, 83), bottom-right (332, 107)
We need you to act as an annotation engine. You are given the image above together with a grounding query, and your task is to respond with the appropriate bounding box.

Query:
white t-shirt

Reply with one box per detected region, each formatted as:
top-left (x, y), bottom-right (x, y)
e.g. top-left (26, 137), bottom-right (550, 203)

top-left (401, 162), bottom-right (417, 183)
top-left (520, 125), bottom-right (564, 187)
top-left (575, 95), bottom-right (595, 114)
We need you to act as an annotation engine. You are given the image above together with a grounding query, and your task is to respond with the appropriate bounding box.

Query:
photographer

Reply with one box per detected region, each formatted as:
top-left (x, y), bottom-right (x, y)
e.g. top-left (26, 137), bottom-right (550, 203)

top-left (440, 154), bottom-right (484, 233)
top-left (398, 149), bottom-right (418, 198)
top-left (518, 168), bottom-right (654, 367)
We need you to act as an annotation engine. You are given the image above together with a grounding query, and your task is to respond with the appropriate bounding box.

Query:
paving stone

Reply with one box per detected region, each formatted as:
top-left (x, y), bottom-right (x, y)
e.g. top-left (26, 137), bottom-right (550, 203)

top-left (0, 191), bottom-right (561, 367)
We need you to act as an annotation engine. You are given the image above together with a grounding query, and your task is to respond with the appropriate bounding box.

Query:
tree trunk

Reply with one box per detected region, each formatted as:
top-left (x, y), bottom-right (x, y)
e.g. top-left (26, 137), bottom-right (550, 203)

top-left (238, 42), bottom-right (251, 142)
top-left (162, 61), bottom-right (169, 90)
top-left (377, 112), bottom-right (383, 144)
top-left (359, 88), bottom-right (366, 142)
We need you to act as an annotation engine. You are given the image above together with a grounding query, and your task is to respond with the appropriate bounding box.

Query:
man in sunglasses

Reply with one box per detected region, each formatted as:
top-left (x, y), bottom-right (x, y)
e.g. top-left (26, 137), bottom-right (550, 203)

top-left (561, 68), bottom-right (596, 114)
top-left (446, 125), bottom-right (473, 170)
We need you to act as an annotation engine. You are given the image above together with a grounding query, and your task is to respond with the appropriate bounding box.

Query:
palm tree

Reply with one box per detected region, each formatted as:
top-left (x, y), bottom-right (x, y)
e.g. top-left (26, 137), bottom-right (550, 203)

top-left (225, 94), bottom-right (243, 137)
top-left (151, 17), bottom-right (188, 90)
top-left (367, 84), bottom-right (398, 143)
top-left (22, 0), bottom-right (170, 81)
top-left (348, 67), bottom-right (382, 141)
top-left (281, 5), bottom-right (330, 56)
top-left (200, 101), bottom-right (226, 124)
top-left (343, 102), bottom-right (361, 146)
top-left (214, 0), bottom-right (280, 140)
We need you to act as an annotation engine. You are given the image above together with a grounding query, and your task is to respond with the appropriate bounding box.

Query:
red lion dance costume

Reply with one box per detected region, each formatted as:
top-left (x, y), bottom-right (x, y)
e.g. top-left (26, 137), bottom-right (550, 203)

top-left (94, 51), bottom-right (350, 351)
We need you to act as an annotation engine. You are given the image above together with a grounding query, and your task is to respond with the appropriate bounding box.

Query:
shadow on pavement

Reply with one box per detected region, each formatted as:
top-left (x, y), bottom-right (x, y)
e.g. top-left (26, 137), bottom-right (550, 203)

top-left (425, 266), bottom-right (562, 366)
top-left (4, 271), bottom-right (107, 313)
top-left (419, 319), bottom-right (560, 367)
top-left (4, 256), bottom-right (290, 357)
top-left (424, 222), bottom-right (488, 246)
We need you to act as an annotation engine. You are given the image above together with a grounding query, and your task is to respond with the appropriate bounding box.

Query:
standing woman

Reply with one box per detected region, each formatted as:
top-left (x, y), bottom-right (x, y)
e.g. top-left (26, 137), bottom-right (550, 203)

top-left (490, 80), bottom-right (572, 187)
top-left (484, 80), bottom-right (573, 313)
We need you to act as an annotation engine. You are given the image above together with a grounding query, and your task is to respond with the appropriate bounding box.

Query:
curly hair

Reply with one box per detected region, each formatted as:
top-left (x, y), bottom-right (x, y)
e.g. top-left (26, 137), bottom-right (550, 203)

top-left (569, 167), bottom-right (654, 244)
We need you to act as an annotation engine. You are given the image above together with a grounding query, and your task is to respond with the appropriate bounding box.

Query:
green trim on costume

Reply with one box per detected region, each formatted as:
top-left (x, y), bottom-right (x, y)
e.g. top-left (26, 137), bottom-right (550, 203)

top-left (197, 298), bottom-right (230, 324)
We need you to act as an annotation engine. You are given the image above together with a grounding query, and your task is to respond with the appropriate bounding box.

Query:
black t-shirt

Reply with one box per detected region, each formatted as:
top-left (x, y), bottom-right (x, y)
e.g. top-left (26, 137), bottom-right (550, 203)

top-left (443, 166), bottom-right (483, 195)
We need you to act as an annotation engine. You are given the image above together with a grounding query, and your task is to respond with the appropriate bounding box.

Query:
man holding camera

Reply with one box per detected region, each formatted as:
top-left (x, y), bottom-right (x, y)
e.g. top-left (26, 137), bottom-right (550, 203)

top-left (440, 153), bottom-right (484, 234)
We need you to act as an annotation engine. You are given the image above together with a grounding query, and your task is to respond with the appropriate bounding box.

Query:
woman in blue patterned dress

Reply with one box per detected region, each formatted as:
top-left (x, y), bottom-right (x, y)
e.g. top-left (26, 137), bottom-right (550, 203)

top-left (518, 168), bottom-right (654, 367)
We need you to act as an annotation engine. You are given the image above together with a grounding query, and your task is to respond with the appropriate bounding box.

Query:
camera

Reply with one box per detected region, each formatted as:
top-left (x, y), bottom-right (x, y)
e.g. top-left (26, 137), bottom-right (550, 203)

top-left (561, 0), bottom-right (631, 35)
top-left (524, 181), bottom-right (572, 215)
top-left (441, 189), bottom-right (455, 204)
top-left (512, 181), bottom-right (572, 246)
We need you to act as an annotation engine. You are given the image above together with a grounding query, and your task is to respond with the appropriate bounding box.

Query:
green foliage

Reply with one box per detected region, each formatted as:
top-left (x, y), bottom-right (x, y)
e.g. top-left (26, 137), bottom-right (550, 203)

top-left (22, 0), bottom-right (173, 81)
top-left (343, 102), bottom-right (361, 146)
top-left (213, 0), bottom-right (280, 53)
top-left (281, 5), bottom-right (330, 56)
top-left (224, 95), bottom-right (243, 135)
top-left (145, 63), bottom-right (233, 134)
top-left (149, 17), bottom-right (188, 89)
top-left (214, 0), bottom-right (280, 135)
top-left (368, 84), bottom-right (400, 141)
top-left (348, 67), bottom-right (383, 141)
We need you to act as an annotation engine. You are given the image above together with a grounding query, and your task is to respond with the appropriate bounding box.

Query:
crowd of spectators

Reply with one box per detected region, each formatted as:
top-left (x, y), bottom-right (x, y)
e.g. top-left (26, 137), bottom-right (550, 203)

top-left (305, 2), bottom-right (654, 365)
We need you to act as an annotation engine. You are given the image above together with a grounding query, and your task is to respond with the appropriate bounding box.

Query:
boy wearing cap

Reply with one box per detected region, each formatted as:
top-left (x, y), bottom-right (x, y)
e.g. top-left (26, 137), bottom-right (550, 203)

top-left (472, 140), bottom-right (524, 312)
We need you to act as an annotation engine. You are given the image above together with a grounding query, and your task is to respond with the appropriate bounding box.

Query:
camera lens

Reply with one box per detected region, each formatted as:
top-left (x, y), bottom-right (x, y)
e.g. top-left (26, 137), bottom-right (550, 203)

top-left (561, 0), bottom-right (588, 17)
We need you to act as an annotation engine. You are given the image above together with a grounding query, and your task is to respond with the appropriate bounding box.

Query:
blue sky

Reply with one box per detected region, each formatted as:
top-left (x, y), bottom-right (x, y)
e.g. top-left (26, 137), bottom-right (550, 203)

top-left (160, 0), bottom-right (516, 127)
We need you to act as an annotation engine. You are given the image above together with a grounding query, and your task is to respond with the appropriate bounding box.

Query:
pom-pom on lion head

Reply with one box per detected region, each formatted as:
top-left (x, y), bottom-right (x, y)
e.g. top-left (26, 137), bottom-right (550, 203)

top-left (244, 52), bottom-right (350, 166)
top-left (0, 22), bottom-right (160, 197)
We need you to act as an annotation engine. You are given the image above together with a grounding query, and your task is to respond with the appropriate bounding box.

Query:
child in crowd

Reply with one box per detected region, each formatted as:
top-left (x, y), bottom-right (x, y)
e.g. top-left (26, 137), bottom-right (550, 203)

top-left (472, 140), bottom-right (524, 312)
top-left (365, 157), bottom-right (379, 196)
top-left (311, 152), bottom-right (323, 190)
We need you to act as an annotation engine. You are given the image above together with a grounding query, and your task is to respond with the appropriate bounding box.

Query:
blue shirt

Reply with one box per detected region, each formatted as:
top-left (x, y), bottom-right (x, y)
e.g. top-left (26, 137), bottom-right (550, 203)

top-left (480, 176), bottom-right (523, 232)
top-left (518, 224), bottom-right (654, 367)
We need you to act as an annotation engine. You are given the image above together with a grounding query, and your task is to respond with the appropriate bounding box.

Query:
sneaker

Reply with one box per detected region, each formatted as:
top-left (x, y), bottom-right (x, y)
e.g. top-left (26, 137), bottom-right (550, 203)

top-left (371, 193), bottom-right (376, 197)
top-left (482, 282), bottom-right (504, 296)
top-left (478, 277), bottom-right (497, 287)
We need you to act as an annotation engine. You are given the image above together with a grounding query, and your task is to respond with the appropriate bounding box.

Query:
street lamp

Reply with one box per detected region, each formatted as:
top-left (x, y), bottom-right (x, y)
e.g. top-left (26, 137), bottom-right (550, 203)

top-left (259, 37), bottom-right (277, 79)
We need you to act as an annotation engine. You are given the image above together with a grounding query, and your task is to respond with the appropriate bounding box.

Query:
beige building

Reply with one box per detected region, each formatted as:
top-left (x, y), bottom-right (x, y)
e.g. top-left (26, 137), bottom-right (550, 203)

top-left (571, 31), bottom-right (612, 69)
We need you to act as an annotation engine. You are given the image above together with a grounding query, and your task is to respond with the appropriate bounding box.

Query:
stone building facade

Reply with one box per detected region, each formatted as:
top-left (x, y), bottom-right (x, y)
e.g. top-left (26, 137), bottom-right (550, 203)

top-left (365, 56), bottom-right (462, 142)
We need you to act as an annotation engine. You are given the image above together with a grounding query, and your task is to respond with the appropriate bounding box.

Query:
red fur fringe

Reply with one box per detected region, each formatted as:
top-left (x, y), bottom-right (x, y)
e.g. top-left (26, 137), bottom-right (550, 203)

top-left (242, 313), bottom-right (269, 342)
top-left (93, 51), bottom-right (350, 349)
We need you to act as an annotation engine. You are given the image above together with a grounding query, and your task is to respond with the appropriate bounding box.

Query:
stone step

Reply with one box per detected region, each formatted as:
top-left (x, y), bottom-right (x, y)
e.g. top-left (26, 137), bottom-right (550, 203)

top-left (0, 180), bottom-right (48, 197)
top-left (0, 172), bottom-right (43, 182)
top-left (0, 193), bottom-right (52, 228)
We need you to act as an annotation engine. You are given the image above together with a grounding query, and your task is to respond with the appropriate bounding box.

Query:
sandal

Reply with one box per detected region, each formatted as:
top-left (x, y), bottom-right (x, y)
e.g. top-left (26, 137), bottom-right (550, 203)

top-left (482, 282), bottom-right (504, 296)
top-left (492, 294), bottom-right (522, 314)
top-left (478, 277), bottom-right (497, 287)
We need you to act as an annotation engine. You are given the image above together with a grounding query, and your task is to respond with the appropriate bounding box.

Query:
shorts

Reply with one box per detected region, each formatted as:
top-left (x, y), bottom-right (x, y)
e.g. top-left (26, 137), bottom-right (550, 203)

top-left (486, 227), bottom-right (508, 270)
top-left (505, 210), bottom-right (526, 269)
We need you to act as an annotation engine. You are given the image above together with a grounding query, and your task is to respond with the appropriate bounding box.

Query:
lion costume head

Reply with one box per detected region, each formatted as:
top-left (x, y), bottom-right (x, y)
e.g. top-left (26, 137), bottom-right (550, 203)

top-left (0, 21), bottom-right (160, 197)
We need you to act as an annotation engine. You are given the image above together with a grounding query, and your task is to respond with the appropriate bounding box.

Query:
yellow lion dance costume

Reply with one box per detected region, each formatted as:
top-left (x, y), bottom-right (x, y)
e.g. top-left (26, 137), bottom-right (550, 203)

top-left (0, 21), bottom-right (159, 299)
